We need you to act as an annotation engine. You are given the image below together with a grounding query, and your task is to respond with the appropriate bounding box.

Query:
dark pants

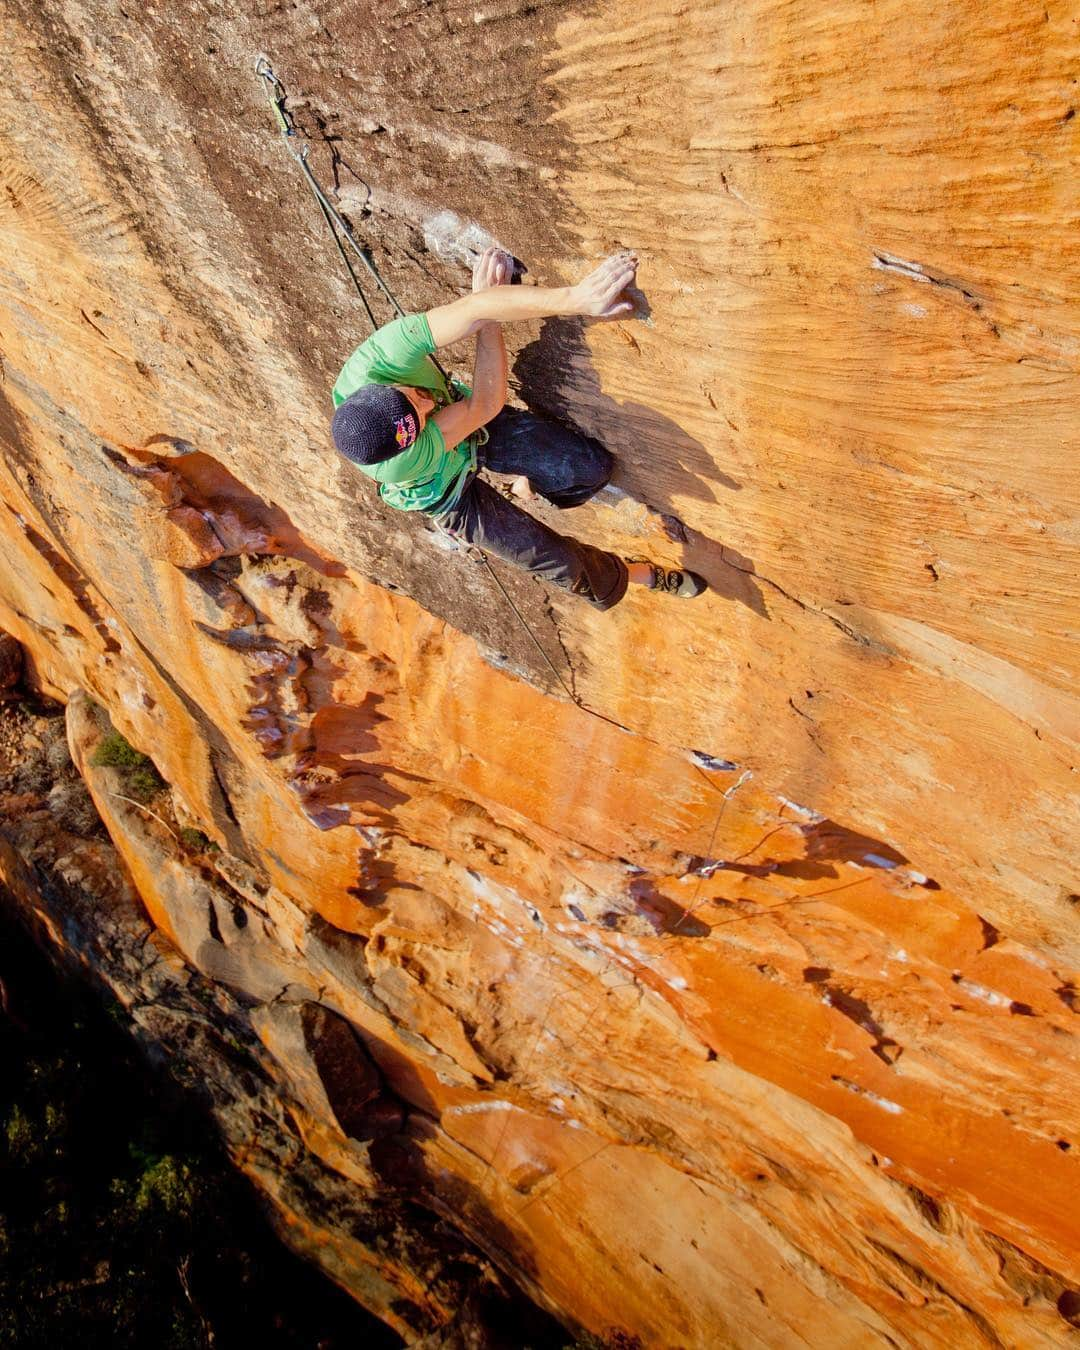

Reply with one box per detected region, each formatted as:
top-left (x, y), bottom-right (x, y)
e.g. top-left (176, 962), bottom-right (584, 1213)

top-left (428, 408), bottom-right (629, 611)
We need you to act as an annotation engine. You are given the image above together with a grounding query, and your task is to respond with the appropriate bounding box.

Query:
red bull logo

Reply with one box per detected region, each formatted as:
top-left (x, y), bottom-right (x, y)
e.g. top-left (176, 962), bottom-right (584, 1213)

top-left (394, 414), bottom-right (417, 449)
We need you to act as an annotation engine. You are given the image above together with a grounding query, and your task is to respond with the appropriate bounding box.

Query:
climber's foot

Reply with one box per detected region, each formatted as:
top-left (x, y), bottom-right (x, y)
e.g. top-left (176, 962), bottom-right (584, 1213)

top-left (627, 559), bottom-right (708, 598)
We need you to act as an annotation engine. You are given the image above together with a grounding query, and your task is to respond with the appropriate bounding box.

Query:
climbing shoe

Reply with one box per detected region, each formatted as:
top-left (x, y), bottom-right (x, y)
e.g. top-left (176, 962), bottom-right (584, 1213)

top-left (629, 559), bottom-right (708, 598)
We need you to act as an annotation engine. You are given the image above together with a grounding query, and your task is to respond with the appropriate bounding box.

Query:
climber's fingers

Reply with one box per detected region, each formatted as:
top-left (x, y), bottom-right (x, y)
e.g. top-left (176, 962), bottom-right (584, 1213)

top-left (472, 245), bottom-right (514, 293)
top-left (598, 250), bottom-right (638, 280)
top-left (472, 246), bottom-right (494, 292)
top-left (599, 260), bottom-right (637, 304)
top-left (574, 251), bottom-right (639, 320)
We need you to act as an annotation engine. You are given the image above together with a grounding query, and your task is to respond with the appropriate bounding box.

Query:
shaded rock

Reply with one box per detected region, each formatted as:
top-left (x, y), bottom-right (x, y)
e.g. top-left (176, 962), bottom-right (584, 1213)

top-left (46, 778), bottom-right (101, 837)
top-left (0, 633), bottom-right (22, 694)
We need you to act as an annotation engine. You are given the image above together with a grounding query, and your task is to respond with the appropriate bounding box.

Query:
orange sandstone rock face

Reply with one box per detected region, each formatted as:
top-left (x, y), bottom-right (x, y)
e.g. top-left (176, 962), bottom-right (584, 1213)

top-left (1, 0), bottom-right (1078, 1343)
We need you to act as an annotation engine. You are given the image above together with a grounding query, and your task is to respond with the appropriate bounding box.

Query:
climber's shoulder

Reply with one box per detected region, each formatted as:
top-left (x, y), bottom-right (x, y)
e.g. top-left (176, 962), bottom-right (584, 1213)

top-left (332, 314), bottom-right (439, 406)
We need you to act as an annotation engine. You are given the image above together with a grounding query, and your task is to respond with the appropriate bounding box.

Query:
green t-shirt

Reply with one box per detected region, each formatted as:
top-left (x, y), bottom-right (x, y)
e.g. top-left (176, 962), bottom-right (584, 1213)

top-left (332, 313), bottom-right (476, 513)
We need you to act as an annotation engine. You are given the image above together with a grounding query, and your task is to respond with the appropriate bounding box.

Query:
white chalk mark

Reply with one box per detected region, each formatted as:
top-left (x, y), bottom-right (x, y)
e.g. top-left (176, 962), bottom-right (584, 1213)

top-left (833, 1077), bottom-right (904, 1114)
top-left (446, 1100), bottom-right (516, 1116)
top-left (873, 252), bottom-right (930, 283)
top-left (777, 796), bottom-right (825, 823)
top-left (953, 977), bottom-right (1011, 1008)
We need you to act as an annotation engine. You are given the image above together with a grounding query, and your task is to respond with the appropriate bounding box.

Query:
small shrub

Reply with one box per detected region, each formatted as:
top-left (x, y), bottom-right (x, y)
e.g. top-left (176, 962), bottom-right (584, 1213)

top-left (90, 732), bottom-right (145, 770)
top-left (133, 1155), bottom-right (198, 1218)
top-left (125, 765), bottom-right (165, 803)
top-left (4, 1105), bottom-right (34, 1161)
top-left (178, 827), bottom-right (218, 853)
top-left (90, 731), bottom-right (165, 801)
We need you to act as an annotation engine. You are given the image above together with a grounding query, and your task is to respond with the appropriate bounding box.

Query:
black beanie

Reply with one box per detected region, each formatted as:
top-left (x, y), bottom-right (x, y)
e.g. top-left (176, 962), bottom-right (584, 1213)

top-left (331, 386), bottom-right (421, 465)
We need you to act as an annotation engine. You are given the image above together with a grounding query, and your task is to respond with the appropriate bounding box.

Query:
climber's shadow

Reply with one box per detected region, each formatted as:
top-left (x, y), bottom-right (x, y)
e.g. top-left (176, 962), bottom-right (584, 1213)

top-left (513, 318), bottom-right (767, 618)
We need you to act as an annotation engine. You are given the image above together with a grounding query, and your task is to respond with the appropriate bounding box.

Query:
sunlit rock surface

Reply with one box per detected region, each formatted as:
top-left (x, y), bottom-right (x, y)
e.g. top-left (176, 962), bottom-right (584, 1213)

top-left (1, 0), bottom-right (1078, 1342)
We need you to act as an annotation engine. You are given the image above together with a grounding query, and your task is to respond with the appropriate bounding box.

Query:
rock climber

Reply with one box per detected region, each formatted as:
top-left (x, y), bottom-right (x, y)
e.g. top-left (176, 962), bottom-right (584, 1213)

top-left (330, 246), bottom-right (707, 610)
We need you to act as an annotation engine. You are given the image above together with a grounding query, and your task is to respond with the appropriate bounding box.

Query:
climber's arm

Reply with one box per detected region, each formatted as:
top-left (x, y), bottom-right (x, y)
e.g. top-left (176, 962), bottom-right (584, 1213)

top-left (431, 321), bottom-right (507, 447)
top-left (425, 250), bottom-right (638, 348)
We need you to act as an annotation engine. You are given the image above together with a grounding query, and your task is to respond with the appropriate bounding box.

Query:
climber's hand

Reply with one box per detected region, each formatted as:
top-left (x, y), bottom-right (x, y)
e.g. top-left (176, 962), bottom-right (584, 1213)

top-left (473, 245), bottom-right (513, 293)
top-left (571, 251), bottom-right (639, 320)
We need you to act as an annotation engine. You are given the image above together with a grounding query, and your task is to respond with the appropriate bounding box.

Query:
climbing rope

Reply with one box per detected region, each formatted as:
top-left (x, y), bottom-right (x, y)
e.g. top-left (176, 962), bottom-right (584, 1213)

top-left (471, 550), bottom-right (579, 702)
top-left (251, 65), bottom-right (832, 1226)
top-left (253, 58), bottom-right (742, 987)
top-left (255, 57), bottom-right (590, 700)
top-left (257, 59), bottom-right (408, 342)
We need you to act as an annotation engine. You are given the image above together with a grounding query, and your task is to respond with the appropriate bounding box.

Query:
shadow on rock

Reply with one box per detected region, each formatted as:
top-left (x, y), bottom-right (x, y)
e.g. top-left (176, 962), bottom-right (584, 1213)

top-left (369, 1120), bottom-right (570, 1348)
top-left (798, 817), bottom-right (916, 876)
top-left (291, 692), bottom-right (424, 831)
top-left (627, 877), bottom-right (711, 937)
top-left (691, 812), bottom-right (936, 889)
top-left (513, 318), bottom-right (767, 618)
top-left (120, 441), bottom-right (349, 578)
